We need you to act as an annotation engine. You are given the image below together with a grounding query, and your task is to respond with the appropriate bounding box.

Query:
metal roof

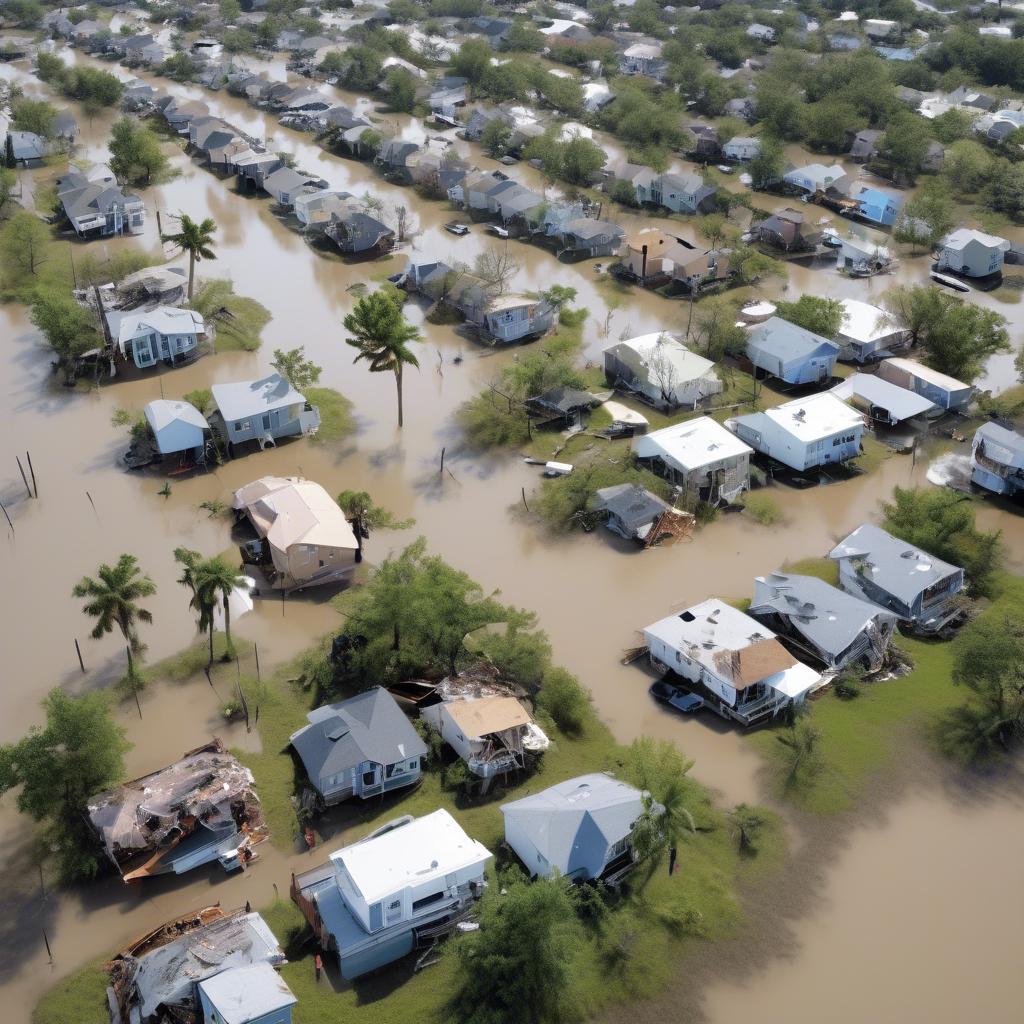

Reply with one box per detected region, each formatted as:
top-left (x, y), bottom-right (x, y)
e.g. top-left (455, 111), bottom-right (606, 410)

top-left (198, 963), bottom-right (296, 1024)
top-left (831, 374), bottom-right (936, 421)
top-left (747, 316), bottom-right (839, 363)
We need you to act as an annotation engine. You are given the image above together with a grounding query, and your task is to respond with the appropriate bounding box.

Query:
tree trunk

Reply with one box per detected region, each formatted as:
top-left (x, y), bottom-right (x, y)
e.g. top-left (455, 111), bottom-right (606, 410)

top-left (393, 622), bottom-right (400, 651)
top-left (187, 250), bottom-right (196, 299)
top-left (208, 624), bottom-right (215, 669)
top-left (222, 594), bottom-right (233, 660)
top-left (395, 365), bottom-right (404, 428)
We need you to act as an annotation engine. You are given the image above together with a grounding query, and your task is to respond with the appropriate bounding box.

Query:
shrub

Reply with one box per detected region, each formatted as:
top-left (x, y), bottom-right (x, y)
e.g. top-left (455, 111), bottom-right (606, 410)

top-left (537, 666), bottom-right (591, 735)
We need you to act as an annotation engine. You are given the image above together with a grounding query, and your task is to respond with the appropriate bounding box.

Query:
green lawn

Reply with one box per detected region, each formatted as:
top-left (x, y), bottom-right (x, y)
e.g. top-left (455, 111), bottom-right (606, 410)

top-left (304, 387), bottom-right (356, 444)
top-left (748, 573), bottom-right (1024, 814)
top-left (32, 957), bottom-right (109, 1024)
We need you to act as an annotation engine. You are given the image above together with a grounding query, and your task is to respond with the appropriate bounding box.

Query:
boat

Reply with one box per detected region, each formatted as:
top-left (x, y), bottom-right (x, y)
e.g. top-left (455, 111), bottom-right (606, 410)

top-left (930, 270), bottom-right (970, 293)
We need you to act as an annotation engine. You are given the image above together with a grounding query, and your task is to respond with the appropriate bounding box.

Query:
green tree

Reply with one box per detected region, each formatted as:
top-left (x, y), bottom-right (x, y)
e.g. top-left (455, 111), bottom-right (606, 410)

top-left (731, 246), bottom-right (784, 284)
top-left (472, 608), bottom-right (552, 689)
top-left (1, 210), bottom-right (50, 287)
top-left (174, 548), bottom-right (246, 665)
top-left (776, 718), bottom-right (823, 786)
top-left (930, 107), bottom-right (975, 144)
top-left (941, 138), bottom-right (991, 194)
top-left (728, 804), bottom-right (768, 853)
top-left (628, 737), bottom-right (696, 869)
top-left (30, 287), bottom-right (99, 383)
top-left (775, 295), bottom-right (845, 337)
top-left (746, 135), bottom-right (784, 189)
top-left (480, 117), bottom-right (513, 158)
top-left (881, 110), bottom-right (931, 183)
top-left (0, 689), bottom-right (130, 881)
top-left (689, 294), bottom-right (747, 360)
top-left (452, 872), bottom-right (580, 1024)
top-left (161, 212), bottom-right (217, 298)
top-left (894, 179), bottom-right (954, 250)
top-left (800, 98), bottom-right (862, 153)
top-left (72, 554), bottom-right (156, 681)
top-left (984, 158), bottom-right (1024, 220)
top-left (0, 166), bottom-right (15, 215)
top-left (338, 537), bottom-right (507, 685)
top-left (941, 612), bottom-right (1024, 760)
top-left (109, 116), bottom-right (170, 185)
top-left (536, 666), bottom-right (591, 735)
top-left (384, 67), bottom-right (417, 113)
top-left (560, 134), bottom-right (605, 185)
top-left (10, 98), bottom-right (57, 139)
top-left (343, 289), bottom-right (421, 427)
top-left (451, 37), bottom-right (491, 84)
top-left (270, 346), bottom-right (322, 390)
top-left (340, 44), bottom-right (385, 91)
top-left (881, 486), bottom-right (1002, 596)
top-left (4, 133), bottom-right (15, 170)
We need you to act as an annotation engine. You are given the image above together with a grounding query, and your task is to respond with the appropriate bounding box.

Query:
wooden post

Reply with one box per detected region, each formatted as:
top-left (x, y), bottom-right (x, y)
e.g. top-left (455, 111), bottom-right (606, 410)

top-left (75, 639), bottom-right (85, 673)
top-left (42, 928), bottom-right (52, 963)
top-left (156, 209), bottom-right (162, 235)
top-left (254, 643), bottom-right (260, 682)
top-left (0, 501), bottom-right (14, 536)
top-left (26, 451), bottom-right (37, 498)
top-left (521, 487), bottom-right (529, 512)
top-left (38, 862), bottom-right (45, 897)
top-left (439, 446), bottom-right (446, 477)
top-left (16, 456), bottom-right (31, 498)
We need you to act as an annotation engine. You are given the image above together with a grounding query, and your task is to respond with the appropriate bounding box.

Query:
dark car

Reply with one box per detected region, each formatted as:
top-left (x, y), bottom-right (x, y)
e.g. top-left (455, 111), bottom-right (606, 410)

top-left (649, 680), bottom-right (704, 714)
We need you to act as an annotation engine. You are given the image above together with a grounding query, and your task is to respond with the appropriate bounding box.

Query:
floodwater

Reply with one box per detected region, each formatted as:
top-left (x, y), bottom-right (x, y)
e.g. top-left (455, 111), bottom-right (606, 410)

top-left (0, 47), bottom-right (1023, 1024)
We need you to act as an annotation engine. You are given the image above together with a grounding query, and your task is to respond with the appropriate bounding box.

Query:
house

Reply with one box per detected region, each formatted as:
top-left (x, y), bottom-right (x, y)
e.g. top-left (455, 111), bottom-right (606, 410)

top-left (632, 417), bottom-right (752, 504)
top-left (750, 571), bottom-right (898, 670)
top-left (729, 393), bottom-right (864, 472)
top-left (501, 774), bottom-right (651, 882)
top-left (464, 106), bottom-right (511, 141)
top-left (864, 18), bottom-right (899, 38)
top-left (935, 228), bottom-right (1010, 278)
top-left (49, 110), bottom-right (74, 147)
top-left (643, 598), bottom-right (822, 725)
top-left (211, 373), bottom-right (321, 448)
top-left (834, 298), bottom-right (909, 363)
top-left (161, 96), bottom-right (210, 130)
top-left (123, 33), bottom-right (166, 65)
top-left (829, 523), bottom-right (965, 633)
top-left (849, 128), bottom-right (882, 162)
top-left (480, 294), bottom-right (556, 343)
top-left (105, 306), bottom-right (206, 370)
top-left (618, 227), bottom-right (698, 284)
top-left (725, 97), bottom-right (756, 122)
top-left (289, 688), bottom-right (427, 805)
top-left (5, 130), bottom-right (50, 165)
top-left (838, 235), bottom-right (895, 276)
top-left (604, 333), bottom-right (723, 409)
top-left (723, 136), bottom-right (760, 162)
top-left (494, 183), bottom-right (546, 225)
top-left (555, 217), bottom-right (625, 258)
top-left (235, 150), bottom-right (284, 189)
top-left (87, 740), bottom-right (266, 882)
top-left (107, 907), bottom-right (294, 1024)
top-left (650, 172), bottom-right (717, 214)
top-left (141, 400), bottom-right (210, 461)
top-left (293, 188), bottom-right (351, 230)
top-left (619, 41), bottom-right (666, 80)
top-left (831, 373), bottom-right (937, 427)
top-left (685, 124), bottom-right (721, 160)
top-left (592, 483), bottom-right (691, 544)
top-left (325, 209), bottom-right (396, 257)
top-left (232, 476), bottom-right (359, 590)
top-left (745, 316), bottom-right (840, 386)
top-left (784, 163), bottom-right (851, 196)
top-left (290, 810), bottom-right (491, 979)
top-left (971, 422), bottom-right (1024, 497)
top-left (262, 166), bottom-right (323, 206)
top-left (421, 695), bottom-right (548, 779)
top-left (56, 167), bottom-right (145, 237)
top-left (849, 184), bottom-right (902, 227)
top-left (525, 387), bottom-right (601, 427)
top-left (876, 357), bottom-right (974, 411)
top-left (471, 15), bottom-right (513, 47)
top-left (751, 209), bottom-right (821, 251)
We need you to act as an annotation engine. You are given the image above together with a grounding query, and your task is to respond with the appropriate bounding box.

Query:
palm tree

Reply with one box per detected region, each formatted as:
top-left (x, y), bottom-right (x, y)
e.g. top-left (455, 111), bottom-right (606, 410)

top-left (343, 290), bottom-right (421, 428)
top-left (776, 719), bottom-right (823, 786)
top-left (174, 549), bottom-right (246, 667)
top-left (161, 212), bottom-right (217, 299)
top-left (628, 738), bottom-right (696, 874)
top-left (72, 554), bottom-right (155, 679)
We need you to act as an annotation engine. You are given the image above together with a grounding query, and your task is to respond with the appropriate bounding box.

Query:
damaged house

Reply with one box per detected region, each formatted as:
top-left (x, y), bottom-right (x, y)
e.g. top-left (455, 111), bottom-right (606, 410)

top-left (971, 421), bottom-right (1024, 498)
top-left (86, 740), bottom-right (267, 882)
top-left (107, 906), bottom-right (294, 1024)
top-left (591, 483), bottom-right (694, 545)
top-left (603, 333), bottom-right (722, 409)
top-left (750, 571), bottom-right (899, 671)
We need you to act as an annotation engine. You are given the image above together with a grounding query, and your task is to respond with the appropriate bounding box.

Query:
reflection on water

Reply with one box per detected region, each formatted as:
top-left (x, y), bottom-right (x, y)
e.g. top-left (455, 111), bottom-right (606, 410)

top-left (0, 47), bottom-right (1022, 1024)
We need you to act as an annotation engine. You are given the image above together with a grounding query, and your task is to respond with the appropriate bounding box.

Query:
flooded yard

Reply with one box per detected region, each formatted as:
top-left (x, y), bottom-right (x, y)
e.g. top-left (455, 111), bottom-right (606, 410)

top-left (0, 50), bottom-right (1023, 1024)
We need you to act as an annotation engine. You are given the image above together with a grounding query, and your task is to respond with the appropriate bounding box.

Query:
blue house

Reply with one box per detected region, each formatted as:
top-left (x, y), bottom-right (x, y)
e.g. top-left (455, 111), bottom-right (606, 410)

top-left (745, 316), bottom-right (840, 386)
top-left (851, 185), bottom-right (902, 227)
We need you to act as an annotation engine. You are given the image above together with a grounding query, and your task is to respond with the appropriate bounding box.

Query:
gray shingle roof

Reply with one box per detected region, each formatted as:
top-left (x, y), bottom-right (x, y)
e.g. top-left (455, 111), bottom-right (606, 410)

top-left (290, 687), bottom-right (427, 784)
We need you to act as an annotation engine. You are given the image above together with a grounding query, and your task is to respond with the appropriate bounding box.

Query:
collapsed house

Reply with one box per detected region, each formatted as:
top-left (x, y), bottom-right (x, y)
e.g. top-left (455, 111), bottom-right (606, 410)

top-left (750, 571), bottom-right (899, 670)
top-left (86, 740), bottom-right (267, 882)
top-left (290, 810), bottom-right (491, 980)
top-left (107, 906), bottom-right (295, 1024)
top-left (971, 421), bottom-right (1024, 498)
top-left (591, 483), bottom-right (694, 545)
top-left (604, 332), bottom-right (723, 410)
top-left (421, 694), bottom-right (549, 780)
top-left (501, 774), bottom-right (655, 883)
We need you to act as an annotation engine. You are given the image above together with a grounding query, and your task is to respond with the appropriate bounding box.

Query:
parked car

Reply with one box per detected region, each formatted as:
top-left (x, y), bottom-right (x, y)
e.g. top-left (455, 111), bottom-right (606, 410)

top-left (486, 225), bottom-right (510, 238)
top-left (715, 164), bottom-right (734, 174)
top-left (445, 221), bottom-right (469, 236)
top-left (649, 680), bottom-right (704, 714)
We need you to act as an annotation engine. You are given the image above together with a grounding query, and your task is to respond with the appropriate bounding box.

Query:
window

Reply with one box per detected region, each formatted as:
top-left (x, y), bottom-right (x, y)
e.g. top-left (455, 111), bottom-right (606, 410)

top-left (362, 769), bottom-right (377, 786)
top-left (385, 762), bottom-right (406, 779)
top-left (409, 759), bottom-right (418, 770)
top-left (412, 890), bottom-right (446, 913)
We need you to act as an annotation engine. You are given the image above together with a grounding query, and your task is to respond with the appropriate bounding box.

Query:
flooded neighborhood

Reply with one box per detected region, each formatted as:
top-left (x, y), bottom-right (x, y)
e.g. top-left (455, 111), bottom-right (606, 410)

top-left (0, 2), bottom-right (1022, 1023)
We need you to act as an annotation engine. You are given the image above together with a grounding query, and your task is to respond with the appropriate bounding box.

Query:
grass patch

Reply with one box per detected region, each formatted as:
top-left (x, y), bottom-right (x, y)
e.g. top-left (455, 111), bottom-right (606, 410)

top-left (779, 556), bottom-right (839, 585)
top-left (749, 572), bottom-right (1024, 813)
top-left (304, 387), bottom-right (356, 444)
top-left (33, 956), bottom-right (108, 1024)
top-left (741, 492), bottom-right (783, 525)
top-left (977, 383), bottom-right (1024, 420)
top-left (189, 279), bottom-right (271, 352)
top-left (855, 435), bottom-right (894, 475)
top-left (594, 272), bottom-right (633, 310)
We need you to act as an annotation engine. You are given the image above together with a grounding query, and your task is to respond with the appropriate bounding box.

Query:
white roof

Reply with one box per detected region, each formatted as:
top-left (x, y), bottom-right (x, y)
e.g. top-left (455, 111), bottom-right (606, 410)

top-left (143, 400), bottom-right (210, 452)
top-left (830, 374), bottom-right (936, 420)
top-left (605, 333), bottom-right (718, 385)
top-left (602, 400), bottom-right (649, 427)
top-left (212, 373), bottom-right (306, 421)
top-left (941, 228), bottom-right (1010, 252)
top-left (756, 393), bottom-right (864, 442)
top-left (197, 963), bottom-right (296, 1024)
top-left (881, 357), bottom-right (970, 394)
top-left (235, 477), bottom-right (358, 553)
top-left (108, 306), bottom-right (204, 356)
top-left (633, 416), bottom-right (752, 471)
top-left (331, 809), bottom-right (492, 904)
top-left (838, 298), bottom-right (898, 344)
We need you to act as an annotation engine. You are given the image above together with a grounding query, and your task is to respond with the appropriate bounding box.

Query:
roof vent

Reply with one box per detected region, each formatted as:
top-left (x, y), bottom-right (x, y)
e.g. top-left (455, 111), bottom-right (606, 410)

top-left (326, 724), bottom-right (349, 742)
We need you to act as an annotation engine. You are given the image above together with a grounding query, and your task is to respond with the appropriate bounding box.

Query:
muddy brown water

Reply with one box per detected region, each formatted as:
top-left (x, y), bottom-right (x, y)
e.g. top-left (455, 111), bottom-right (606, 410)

top-left (0, 50), bottom-right (1022, 1024)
